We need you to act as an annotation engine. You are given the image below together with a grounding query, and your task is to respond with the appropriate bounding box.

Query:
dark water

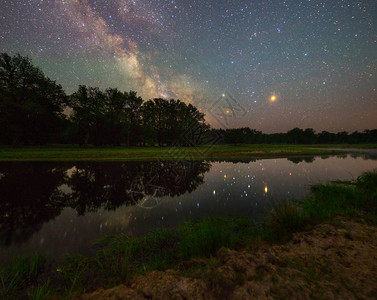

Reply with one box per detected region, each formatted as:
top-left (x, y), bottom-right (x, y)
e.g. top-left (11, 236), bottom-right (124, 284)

top-left (1, 152), bottom-right (376, 263)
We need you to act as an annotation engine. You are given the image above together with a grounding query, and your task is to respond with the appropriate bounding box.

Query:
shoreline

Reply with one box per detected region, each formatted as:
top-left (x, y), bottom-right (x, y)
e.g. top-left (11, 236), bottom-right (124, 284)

top-left (78, 218), bottom-right (377, 299)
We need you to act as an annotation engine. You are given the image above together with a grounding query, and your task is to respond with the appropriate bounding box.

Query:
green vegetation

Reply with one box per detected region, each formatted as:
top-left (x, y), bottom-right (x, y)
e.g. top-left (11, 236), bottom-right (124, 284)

top-left (0, 255), bottom-right (46, 299)
top-left (311, 143), bottom-right (377, 149)
top-left (1, 169), bottom-right (376, 299)
top-left (266, 170), bottom-right (377, 241)
top-left (0, 144), bottom-right (349, 161)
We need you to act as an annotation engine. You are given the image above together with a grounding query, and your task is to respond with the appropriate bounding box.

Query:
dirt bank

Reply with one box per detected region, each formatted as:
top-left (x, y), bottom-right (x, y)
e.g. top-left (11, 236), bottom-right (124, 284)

top-left (75, 218), bottom-right (377, 299)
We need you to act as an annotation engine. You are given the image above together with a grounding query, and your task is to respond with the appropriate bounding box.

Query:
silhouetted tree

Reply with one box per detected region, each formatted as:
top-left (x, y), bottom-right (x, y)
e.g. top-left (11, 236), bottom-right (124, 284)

top-left (336, 131), bottom-right (349, 143)
top-left (141, 98), bottom-right (208, 146)
top-left (0, 53), bottom-right (67, 144)
top-left (124, 91), bottom-right (143, 146)
top-left (70, 86), bottom-right (107, 146)
top-left (317, 131), bottom-right (334, 144)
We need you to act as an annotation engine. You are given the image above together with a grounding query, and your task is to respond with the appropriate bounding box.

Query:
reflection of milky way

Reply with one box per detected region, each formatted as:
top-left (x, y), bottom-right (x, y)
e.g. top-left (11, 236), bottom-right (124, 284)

top-left (1, 0), bottom-right (376, 131)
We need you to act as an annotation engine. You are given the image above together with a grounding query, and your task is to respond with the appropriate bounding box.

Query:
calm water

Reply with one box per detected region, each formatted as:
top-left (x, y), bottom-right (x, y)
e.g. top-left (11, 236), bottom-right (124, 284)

top-left (1, 151), bottom-right (377, 263)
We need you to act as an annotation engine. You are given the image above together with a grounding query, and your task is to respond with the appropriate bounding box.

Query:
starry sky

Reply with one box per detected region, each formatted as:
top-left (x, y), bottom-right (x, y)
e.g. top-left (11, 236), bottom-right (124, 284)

top-left (1, 0), bottom-right (376, 132)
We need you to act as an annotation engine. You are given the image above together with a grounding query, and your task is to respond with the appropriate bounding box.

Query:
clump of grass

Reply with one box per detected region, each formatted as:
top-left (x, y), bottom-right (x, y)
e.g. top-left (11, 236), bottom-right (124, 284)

top-left (307, 169), bottom-right (377, 223)
top-left (356, 169), bottom-right (377, 191)
top-left (355, 170), bottom-right (377, 215)
top-left (0, 254), bottom-right (46, 299)
top-left (267, 169), bottom-right (377, 240)
top-left (28, 279), bottom-right (53, 300)
top-left (266, 200), bottom-right (308, 241)
top-left (305, 184), bottom-right (360, 220)
top-left (177, 217), bottom-right (250, 259)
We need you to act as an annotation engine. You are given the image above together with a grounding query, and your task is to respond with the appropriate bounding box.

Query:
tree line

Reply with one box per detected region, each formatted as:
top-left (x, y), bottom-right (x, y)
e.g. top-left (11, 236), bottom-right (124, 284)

top-left (1, 53), bottom-right (376, 146)
top-left (213, 127), bottom-right (377, 145)
top-left (0, 53), bottom-right (208, 146)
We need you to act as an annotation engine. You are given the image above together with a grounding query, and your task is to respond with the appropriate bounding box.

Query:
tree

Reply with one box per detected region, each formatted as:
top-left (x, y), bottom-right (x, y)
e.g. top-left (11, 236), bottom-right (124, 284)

top-left (0, 53), bottom-right (67, 144)
top-left (303, 128), bottom-right (316, 144)
top-left (318, 131), bottom-right (334, 144)
top-left (70, 86), bottom-right (106, 146)
top-left (140, 98), bottom-right (209, 146)
top-left (124, 91), bottom-right (143, 146)
top-left (286, 128), bottom-right (304, 144)
top-left (141, 98), bottom-right (168, 146)
top-left (70, 87), bottom-right (144, 146)
top-left (104, 88), bottom-right (128, 146)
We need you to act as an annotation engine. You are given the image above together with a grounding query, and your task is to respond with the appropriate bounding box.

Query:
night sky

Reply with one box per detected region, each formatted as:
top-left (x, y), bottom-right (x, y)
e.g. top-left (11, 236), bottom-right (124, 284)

top-left (1, 0), bottom-right (376, 132)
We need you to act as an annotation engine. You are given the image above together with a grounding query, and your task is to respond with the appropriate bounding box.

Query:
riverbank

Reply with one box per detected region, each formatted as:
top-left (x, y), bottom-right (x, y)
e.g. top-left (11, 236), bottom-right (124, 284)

top-left (1, 144), bottom-right (374, 161)
top-left (0, 170), bottom-right (376, 299)
top-left (78, 218), bottom-right (377, 299)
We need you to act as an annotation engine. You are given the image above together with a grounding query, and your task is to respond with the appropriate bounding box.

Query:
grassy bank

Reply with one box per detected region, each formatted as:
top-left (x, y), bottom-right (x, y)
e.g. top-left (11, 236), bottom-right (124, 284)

top-left (1, 170), bottom-right (376, 299)
top-left (0, 144), bottom-right (360, 161)
top-left (310, 143), bottom-right (377, 149)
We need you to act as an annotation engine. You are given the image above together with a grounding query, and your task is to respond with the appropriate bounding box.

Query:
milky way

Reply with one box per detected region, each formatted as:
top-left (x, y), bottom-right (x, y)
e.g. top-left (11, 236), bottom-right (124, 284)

top-left (1, 0), bottom-right (376, 132)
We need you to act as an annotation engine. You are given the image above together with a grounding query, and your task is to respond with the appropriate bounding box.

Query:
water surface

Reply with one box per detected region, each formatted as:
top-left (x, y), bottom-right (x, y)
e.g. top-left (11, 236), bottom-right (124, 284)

top-left (0, 151), bottom-right (376, 263)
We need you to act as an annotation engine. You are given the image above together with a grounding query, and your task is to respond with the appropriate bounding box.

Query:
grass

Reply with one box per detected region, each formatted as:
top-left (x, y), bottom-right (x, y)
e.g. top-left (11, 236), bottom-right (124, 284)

top-left (0, 255), bottom-right (47, 299)
top-left (54, 217), bottom-right (257, 293)
top-left (1, 169), bottom-right (376, 299)
top-left (29, 279), bottom-right (52, 300)
top-left (266, 169), bottom-right (377, 242)
top-left (0, 144), bottom-right (354, 161)
top-left (310, 143), bottom-right (377, 149)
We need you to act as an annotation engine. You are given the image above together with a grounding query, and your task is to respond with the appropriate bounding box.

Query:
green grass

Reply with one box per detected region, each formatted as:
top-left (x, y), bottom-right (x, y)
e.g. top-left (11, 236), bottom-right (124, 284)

top-left (53, 217), bottom-right (258, 294)
top-left (0, 144), bottom-right (352, 161)
top-left (0, 255), bottom-right (47, 299)
top-left (266, 169), bottom-right (377, 241)
top-left (1, 169), bottom-right (376, 299)
top-left (310, 143), bottom-right (377, 149)
top-left (0, 217), bottom-right (259, 299)
top-left (29, 279), bottom-right (52, 300)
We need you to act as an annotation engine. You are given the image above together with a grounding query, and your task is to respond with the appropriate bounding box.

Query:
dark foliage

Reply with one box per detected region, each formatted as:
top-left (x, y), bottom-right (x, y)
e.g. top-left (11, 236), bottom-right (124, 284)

top-left (213, 127), bottom-right (377, 145)
top-left (0, 53), bottom-right (67, 144)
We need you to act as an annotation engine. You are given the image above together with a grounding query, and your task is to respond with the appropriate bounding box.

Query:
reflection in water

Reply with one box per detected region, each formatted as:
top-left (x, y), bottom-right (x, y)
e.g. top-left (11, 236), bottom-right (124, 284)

top-left (0, 151), bottom-right (376, 263)
top-left (0, 161), bottom-right (210, 248)
top-left (66, 161), bottom-right (210, 215)
top-left (287, 157), bottom-right (316, 164)
top-left (0, 163), bottom-right (67, 246)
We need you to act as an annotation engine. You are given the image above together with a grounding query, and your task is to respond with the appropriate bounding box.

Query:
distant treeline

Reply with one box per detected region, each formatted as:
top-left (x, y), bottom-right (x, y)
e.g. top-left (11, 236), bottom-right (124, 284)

top-left (1, 53), bottom-right (376, 146)
top-left (213, 127), bottom-right (377, 145)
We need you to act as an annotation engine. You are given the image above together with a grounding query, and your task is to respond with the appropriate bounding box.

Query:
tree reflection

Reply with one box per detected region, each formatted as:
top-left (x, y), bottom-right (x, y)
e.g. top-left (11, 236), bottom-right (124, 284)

top-left (66, 161), bottom-right (211, 213)
top-left (287, 156), bottom-right (315, 164)
top-left (0, 161), bottom-right (211, 246)
top-left (0, 163), bottom-right (68, 246)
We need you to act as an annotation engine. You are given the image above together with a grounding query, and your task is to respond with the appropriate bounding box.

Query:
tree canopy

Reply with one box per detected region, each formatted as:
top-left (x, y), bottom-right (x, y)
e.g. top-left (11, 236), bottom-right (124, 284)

top-left (0, 53), bottom-right (67, 144)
